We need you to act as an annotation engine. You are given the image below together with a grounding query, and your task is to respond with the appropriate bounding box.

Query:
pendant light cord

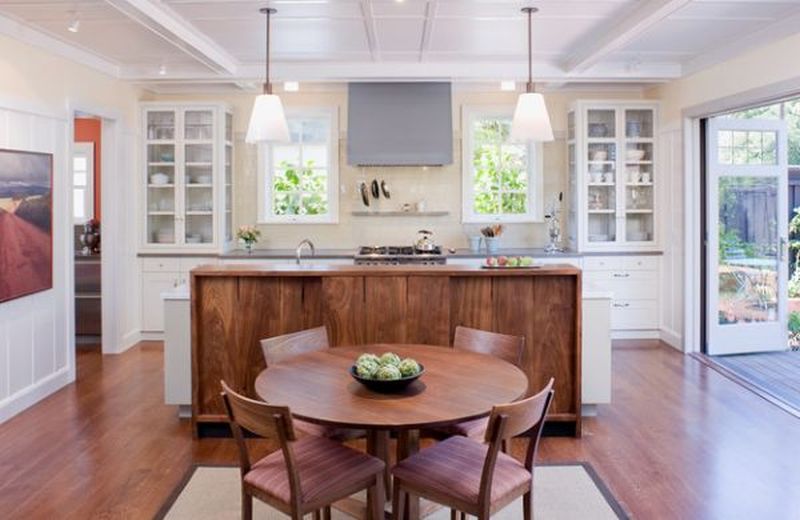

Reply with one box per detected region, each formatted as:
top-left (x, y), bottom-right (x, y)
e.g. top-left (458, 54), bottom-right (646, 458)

top-left (261, 7), bottom-right (277, 95)
top-left (522, 7), bottom-right (538, 93)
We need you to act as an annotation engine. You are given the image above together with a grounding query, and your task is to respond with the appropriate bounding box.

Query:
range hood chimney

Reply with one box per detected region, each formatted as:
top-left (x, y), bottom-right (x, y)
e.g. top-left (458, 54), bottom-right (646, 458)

top-left (347, 82), bottom-right (453, 167)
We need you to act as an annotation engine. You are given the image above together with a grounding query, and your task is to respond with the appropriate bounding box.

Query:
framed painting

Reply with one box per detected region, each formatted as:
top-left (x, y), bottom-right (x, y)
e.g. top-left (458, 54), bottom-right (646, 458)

top-left (0, 149), bottom-right (53, 303)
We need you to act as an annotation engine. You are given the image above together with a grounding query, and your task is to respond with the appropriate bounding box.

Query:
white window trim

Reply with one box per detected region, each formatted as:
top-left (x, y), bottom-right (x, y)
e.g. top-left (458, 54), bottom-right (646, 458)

top-left (258, 106), bottom-right (339, 224)
top-left (461, 105), bottom-right (544, 224)
top-left (73, 141), bottom-right (94, 224)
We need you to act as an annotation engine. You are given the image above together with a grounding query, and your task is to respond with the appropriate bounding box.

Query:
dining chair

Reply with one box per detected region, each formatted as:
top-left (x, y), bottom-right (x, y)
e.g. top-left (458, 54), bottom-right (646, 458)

top-left (434, 326), bottom-right (526, 441)
top-left (221, 381), bottom-right (386, 520)
top-left (391, 379), bottom-right (554, 520)
top-left (260, 327), bottom-right (363, 441)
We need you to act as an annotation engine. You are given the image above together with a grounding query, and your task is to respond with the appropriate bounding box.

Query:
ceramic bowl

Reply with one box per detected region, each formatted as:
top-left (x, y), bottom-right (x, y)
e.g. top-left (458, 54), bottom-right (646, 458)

top-left (349, 364), bottom-right (425, 393)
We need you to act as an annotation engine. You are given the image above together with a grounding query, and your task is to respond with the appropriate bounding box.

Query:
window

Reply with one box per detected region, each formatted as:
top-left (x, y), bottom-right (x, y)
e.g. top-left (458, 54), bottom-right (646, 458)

top-left (72, 142), bottom-right (94, 224)
top-left (462, 106), bottom-right (543, 223)
top-left (259, 108), bottom-right (339, 223)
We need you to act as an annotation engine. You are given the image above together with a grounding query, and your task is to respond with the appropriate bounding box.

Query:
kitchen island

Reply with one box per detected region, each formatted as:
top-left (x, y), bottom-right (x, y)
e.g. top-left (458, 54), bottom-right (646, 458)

top-left (191, 263), bottom-right (582, 436)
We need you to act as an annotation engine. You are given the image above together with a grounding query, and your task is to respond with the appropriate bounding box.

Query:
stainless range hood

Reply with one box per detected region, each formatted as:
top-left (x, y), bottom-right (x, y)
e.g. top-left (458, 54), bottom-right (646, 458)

top-left (347, 82), bottom-right (453, 167)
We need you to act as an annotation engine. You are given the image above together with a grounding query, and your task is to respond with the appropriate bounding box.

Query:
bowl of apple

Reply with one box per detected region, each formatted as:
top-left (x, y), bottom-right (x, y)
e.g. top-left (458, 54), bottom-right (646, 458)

top-left (350, 352), bottom-right (425, 393)
top-left (482, 256), bottom-right (539, 269)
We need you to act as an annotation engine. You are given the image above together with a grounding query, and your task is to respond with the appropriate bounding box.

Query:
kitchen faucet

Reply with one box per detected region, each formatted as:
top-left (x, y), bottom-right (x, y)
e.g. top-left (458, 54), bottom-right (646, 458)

top-left (295, 239), bottom-right (316, 265)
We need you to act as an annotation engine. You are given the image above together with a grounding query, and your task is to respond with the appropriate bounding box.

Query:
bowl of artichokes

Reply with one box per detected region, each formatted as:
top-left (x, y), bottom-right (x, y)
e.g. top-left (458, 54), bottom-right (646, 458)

top-left (350, 352), bottom-right (424, 393)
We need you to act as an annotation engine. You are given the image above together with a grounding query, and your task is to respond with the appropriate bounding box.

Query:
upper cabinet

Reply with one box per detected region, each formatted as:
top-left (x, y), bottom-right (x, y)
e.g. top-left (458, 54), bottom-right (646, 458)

top-left (567, 101), bottom-right (659, 252)
top-left (141, 103), bottom-right (233, 253)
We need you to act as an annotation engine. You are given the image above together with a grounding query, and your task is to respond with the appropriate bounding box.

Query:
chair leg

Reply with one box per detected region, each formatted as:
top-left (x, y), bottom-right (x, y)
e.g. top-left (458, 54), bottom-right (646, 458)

top-left (241, 490), bottom-right (253, 520)
top-left (501, 439), bottom-right (508, 454)
top-left (450, 509), bottom-right (458, 520)
top-left (313, 510), bottom-right (321, 520)
top-left (323, 505), bottom-right (332, 520)
top-left (523, 490), bottom-right (532, 520)
top-left (372, 474), bottom-right (386, 520)
top-left (460, 512), bottom-right (466, 520)
top-left (392, 484), bottom-right (406, 520)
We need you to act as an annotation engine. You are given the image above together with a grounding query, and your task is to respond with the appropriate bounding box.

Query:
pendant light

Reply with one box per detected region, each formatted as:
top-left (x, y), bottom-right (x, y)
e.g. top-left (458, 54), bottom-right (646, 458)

top-left (510, 7), bottom-right (554, 143)
top-left (246, 7), bottom-right (290, 144)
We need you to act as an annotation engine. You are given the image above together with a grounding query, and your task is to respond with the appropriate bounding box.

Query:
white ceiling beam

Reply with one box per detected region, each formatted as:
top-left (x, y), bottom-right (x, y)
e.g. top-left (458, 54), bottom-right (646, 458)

top-left (419, 0), bottom-right (438, 62)
top-left (359, 1), bottom-right (380, 61)
top-left (103, 0), bottom-right (239, 76)
top-left (0, 12), bottom-right (120, 78)
top-left (562, 0), bottom-right (692, 73)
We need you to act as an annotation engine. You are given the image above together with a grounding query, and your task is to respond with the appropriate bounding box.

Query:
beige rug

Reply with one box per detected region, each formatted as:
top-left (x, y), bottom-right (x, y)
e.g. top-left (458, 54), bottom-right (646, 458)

top-left (159, 464), bottom-right (626, 519)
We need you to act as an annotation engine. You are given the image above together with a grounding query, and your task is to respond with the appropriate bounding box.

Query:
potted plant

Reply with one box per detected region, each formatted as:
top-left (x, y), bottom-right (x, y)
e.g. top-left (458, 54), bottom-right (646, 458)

top-left (236, 225), bottom-right (261, 254)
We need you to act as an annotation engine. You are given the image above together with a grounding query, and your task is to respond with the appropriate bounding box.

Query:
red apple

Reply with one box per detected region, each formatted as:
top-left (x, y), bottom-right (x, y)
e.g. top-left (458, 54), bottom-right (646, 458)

top-left (485, 257), bottom-right (497, 267)
top-left (497, 256), bottom-right (508, 266)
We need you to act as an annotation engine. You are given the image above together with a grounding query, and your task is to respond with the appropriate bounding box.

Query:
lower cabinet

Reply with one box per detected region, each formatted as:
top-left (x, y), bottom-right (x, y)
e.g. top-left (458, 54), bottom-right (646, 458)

top-left (583, 255), bottom-right (660, 333)
top-left (140, 256), bottom-right (217, 333)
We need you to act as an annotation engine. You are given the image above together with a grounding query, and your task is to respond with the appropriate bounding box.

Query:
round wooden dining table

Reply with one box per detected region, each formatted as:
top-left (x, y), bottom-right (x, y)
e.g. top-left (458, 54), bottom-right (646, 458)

top-left (254, 343), bottom-right (528, 519)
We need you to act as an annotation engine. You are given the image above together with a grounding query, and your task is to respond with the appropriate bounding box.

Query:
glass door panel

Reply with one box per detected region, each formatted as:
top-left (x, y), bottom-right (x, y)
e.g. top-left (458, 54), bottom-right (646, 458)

top-left (625, 109), bottom-right (654, 139)
top-left (587, 109), bottom-right (616, 139)
top-left (183, 112), bottom-right (214, 244)
top-left (184, 110), bottom-right (213, 140)
top-left (147, 111), bottom-right (175, 141)
top-left (146, 111), bottom-right (176, 245)
top-left (707, 117), bottom-right (788, 355)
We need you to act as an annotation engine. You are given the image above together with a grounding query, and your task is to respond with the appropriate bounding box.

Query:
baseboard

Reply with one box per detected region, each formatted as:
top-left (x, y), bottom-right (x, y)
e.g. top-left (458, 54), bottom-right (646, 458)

top-left (659, 327), bottom-right (684, 351)
top-left (0, 368), bottom-right (72, 424)
top-left (121, 329), bottom-right (143, 352)
top-left (611, 330), bottom-right (660, 340)
top-left (140, 331), bottom-right (165, 341)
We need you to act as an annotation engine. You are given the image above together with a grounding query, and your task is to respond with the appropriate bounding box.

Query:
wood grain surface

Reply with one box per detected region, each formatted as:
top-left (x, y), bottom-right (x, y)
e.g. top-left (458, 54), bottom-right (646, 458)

top-left (254, 345), bottom-right (529, 430)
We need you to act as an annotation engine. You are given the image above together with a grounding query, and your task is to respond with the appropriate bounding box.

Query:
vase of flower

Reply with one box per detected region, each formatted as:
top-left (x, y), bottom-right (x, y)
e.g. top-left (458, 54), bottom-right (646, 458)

top-left (236, 225), bottom-right (261, 255)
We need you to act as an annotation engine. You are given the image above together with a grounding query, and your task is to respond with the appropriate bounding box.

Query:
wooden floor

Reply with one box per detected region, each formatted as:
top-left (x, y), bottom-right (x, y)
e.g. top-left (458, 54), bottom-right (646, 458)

top-left (712, 350), bottom-right (800, 412)
top-left (1, 340), bottom-right (800, 519)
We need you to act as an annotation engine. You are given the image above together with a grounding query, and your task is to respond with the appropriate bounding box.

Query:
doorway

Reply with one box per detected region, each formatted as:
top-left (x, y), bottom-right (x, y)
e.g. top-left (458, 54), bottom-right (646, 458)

top-left (703, 99), bottom-right (800, 413)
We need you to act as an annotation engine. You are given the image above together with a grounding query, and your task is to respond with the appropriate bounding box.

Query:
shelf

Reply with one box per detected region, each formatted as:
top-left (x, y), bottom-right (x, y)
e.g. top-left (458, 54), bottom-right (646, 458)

top-left (625, 138), bottom-right (654, 143)
top-left (186, 184), bottom-right (213, 188)
top-left (588, 182), bottom-right (615, 186)
top-left (184, 139), bottom-right (213, 145)
top-left (587, 160), bottom-right (615, 165)
top-left (351, 210), bottom-right (450, 217)
top-left (588, 209), bottom-right (615, 214)
top-left (148, 211), bottom-right (174, 216)
top-left (627, 182), bottom-right (653, 187)
top-left (626, 209), bottom-right (654, 214)
top-left (625, 160), bottom-right (653, 165)
top-left (186, 211), bottom-right (213, 216)
top-left (146, 140), bottom-right (175, 145)
top-left (587, 138), bottom-right (616, 143)
top-left (147, 184), bottom-right (175, 188)
top-left (148, 162), bottom-right (175, 166)
top-left (185, 162), bottom-right (213, 167)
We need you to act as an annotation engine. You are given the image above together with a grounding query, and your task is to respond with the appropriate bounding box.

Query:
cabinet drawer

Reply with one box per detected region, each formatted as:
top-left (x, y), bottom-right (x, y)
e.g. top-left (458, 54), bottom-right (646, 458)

top-left (584, 271), bottom-right (657, 299)
top-left (142, 257), bottom-right (180, 272)
top-left (611, 299), bottom-right (658, 329)
top-left (141, 272), bottom-right (181, 331)
top-left (583, 257), bottom-right (623, 271)
top-left (179, 257), bottom-right (217, 272)
top-left (621, 256), bottom-right (659, 271)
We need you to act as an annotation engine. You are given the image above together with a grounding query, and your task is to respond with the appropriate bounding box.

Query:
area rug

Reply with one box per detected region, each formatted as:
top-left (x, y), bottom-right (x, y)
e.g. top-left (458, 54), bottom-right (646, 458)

top-left (158, 463), bottom-right (627, 519)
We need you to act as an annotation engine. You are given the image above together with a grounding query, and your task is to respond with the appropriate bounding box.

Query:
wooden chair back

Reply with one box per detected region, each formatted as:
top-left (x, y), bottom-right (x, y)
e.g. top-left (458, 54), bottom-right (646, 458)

top-left (452, 326), bottom-right (524, 367)
top-left (260, 326), bottom-right (329, 367)
top-left (478, 379), bottom-right (554, 506)
top-left (220, 380), bottom-right (302, 503)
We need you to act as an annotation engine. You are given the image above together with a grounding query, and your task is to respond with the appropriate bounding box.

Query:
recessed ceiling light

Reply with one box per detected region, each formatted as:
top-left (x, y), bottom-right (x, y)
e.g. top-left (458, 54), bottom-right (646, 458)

top-left (158, 64), bottom-right (167, 76)
top-left (67, 13), bottom-right (80, 33)
top-left (284, 81), bottom-right (300, 92)
top-left (500, 80), bottom-right (516, 92)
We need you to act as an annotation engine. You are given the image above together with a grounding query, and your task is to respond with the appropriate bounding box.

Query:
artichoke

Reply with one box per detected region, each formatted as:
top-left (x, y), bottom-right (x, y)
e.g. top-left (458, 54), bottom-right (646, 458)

top-left (398, 358), bottom-right (420, 377)
top-left (379, 352), bottom-right (401, 367)
top-left (356, 353), bottom-right (380, 366)
top-left (374, 365), bottom-right (402, 380)
top-left (356, 359), bottom-right (380, 378)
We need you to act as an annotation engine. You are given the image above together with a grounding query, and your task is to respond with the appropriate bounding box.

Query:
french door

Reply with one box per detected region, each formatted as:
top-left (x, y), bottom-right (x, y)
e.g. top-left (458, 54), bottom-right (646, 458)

top-left (706, 117), bottom-right (789, 355)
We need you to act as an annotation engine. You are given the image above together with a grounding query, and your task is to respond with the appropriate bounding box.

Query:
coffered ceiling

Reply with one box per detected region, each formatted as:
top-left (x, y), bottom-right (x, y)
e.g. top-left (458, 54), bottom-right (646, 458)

top-left (1, 0), bottom-right (800, 92)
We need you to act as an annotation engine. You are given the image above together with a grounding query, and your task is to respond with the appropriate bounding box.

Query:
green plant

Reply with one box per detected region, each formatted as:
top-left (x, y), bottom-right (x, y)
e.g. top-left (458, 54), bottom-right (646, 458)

top-left (789, 311), bottom-right (800, 350)
top-left (472, 119), bottom-right (528, 215)
top-left (272, 160), bottom-right (328, 216)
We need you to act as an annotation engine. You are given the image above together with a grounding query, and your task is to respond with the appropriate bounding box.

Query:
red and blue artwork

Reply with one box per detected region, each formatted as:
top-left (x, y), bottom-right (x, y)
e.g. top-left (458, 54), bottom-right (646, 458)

top-left (0, 149), bottom-right (53, 303)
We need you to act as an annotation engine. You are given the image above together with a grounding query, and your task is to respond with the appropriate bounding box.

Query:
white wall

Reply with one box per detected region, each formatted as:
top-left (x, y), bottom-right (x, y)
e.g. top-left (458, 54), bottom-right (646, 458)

top-left (0, 34), bottom-right (141, 423)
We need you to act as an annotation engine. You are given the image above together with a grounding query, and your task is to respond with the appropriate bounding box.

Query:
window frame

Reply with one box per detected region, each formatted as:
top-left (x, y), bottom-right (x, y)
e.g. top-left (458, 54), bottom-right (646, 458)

top-left (258, 106), bottom-right (339, 224)
top-left (461, 105), bottom-right (544, 224)
top-left (72, 141), bottom-right (94, 225)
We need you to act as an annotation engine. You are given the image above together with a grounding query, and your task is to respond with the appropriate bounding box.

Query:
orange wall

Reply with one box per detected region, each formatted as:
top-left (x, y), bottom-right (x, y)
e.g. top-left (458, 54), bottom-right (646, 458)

top-left (74, 118), bottom-right (101, 221)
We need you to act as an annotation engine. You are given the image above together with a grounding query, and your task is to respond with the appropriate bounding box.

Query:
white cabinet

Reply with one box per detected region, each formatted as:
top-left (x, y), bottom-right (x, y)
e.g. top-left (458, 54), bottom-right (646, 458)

top-left (567, 101), bottom-right (659, 253)
top-left (140, 256), bottom-right (217, 332)
top-left (583, 255), bottom-right (660, 333)
top-left (141, 103), bottom-right (233, 254)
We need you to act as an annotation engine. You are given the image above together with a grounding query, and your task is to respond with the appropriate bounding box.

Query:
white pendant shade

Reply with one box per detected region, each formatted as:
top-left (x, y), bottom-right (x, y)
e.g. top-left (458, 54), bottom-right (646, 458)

top-left (245, 94), bottom-right (290, 144)
top-left (510, 92), bottom-right (554, 143)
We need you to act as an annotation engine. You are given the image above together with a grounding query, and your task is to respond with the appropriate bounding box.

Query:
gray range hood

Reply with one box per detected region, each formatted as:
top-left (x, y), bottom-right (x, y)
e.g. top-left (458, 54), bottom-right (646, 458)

top-left (347, 82), bottom-right (453, 166)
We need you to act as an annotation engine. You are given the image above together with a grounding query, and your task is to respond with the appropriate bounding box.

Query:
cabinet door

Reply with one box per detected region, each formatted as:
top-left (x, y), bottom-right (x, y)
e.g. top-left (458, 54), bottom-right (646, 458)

top-left (145, 110), bottom-right (178, 246)
top-left (622, 108), bottom-right (655, 245)
top-left (322, 277), bottom-right (365, 346)
top-left (182, 108), bottom-right (216, 247)
top-left (365, 277), bottom-right (407, 343)
top-left (142, 272), bottom-right (180, 331)
top-left (585, 108), bottom-right (619, 246)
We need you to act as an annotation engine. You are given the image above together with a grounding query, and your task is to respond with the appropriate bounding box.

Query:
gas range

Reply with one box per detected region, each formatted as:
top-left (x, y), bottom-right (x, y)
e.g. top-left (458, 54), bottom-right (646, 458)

top-left (354, 245), bottom-right (447, 265)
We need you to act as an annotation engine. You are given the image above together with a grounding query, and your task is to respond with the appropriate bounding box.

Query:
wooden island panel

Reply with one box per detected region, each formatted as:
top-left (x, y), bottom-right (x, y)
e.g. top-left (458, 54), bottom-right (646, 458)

top-left (191, 265), bottom-right (582, 435)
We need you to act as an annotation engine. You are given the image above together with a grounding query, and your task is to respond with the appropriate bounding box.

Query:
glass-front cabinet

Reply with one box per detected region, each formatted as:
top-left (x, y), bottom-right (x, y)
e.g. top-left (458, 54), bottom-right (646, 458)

top-left (567, 101), bottom-right (658, 252)
top-left (142, 103), bottom-right (233, 252)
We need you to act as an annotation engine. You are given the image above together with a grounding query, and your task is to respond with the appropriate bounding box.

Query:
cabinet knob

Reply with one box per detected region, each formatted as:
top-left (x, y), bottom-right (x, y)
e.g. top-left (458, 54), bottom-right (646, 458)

top-left (613, 273), bottom-right (630, 278)
top-left (613, 302), bottom-right (630, 308)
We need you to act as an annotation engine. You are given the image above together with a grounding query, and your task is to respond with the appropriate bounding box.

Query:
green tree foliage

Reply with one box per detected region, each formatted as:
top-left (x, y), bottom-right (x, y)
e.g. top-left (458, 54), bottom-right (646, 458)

top-left (272, 159), bottom-right (328, 216)
top-left (471, 119), bottom-right (528, 215)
